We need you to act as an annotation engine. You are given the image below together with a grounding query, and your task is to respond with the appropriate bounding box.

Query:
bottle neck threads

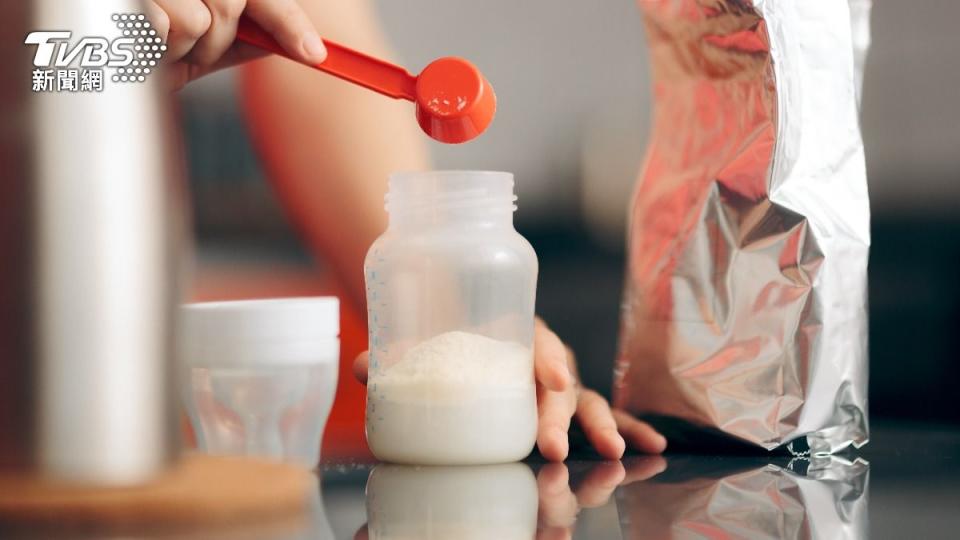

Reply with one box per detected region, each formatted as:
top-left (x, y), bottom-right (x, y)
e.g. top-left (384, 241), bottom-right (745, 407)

top-left (386, 171), bottom-right (517, 228)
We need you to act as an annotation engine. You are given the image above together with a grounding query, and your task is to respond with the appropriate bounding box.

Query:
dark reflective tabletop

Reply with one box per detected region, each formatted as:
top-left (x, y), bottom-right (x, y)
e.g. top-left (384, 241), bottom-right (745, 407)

top-left (319, 422), bottom-right (960, 540)
top-left (3, 422), bottom-right (957, 539)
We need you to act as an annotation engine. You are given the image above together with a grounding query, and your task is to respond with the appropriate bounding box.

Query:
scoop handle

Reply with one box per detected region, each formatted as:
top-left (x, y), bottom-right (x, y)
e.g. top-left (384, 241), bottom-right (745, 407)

top-left (236, 17), bottom-right (417, 101)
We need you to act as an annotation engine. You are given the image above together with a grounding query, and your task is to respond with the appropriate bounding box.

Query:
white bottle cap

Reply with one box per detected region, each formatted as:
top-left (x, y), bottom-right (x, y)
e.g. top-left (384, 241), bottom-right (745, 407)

top-left (180, 297), bottom-right (339, 367)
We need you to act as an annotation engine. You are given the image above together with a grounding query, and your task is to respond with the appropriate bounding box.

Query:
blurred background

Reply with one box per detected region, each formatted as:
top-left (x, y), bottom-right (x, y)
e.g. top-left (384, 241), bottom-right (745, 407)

top-left (179, 0), bottom-right (960, 425)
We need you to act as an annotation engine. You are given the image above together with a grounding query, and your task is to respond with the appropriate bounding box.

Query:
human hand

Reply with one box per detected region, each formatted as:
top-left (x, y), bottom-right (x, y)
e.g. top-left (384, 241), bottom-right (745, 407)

top-left (535, 457), bottom-right (667, 539)
top-left (146, 0), bottom-right (327, 88)
top-left (352, 318), bottom-right (667, 461)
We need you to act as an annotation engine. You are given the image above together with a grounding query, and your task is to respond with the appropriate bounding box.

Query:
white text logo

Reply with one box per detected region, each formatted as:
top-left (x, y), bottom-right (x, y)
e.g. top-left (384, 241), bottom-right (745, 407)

top-left (25, 13), bottom-right (167, 92)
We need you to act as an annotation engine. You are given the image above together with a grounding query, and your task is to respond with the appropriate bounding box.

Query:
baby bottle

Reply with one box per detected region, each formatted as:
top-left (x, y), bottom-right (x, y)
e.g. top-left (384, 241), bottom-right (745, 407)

top-left (365, 171), bottom-right (538, 465)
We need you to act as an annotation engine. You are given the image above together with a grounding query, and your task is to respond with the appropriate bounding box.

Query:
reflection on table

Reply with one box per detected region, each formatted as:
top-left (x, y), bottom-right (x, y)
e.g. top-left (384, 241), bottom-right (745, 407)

top-left (341, 455), bottom-right (868, 540)
top-left (618, 456), bottom-right (868, 540)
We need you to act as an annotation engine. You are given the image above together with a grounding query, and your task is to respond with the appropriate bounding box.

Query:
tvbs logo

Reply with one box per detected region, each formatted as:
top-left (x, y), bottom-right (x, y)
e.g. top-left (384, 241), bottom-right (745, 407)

top-left (25, 13), bottom-right (167, 92)
top-left (26, 32), bottom-right (137, 68)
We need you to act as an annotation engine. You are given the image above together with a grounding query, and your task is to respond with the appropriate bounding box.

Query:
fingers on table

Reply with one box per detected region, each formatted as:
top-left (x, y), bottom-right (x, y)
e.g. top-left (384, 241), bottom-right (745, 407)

top-left (621, 455), bottom-right (668, 484)
top-left (536, 464), bottom-right (578, 530)
top-left (574, 390), bottom-right (626, 460)
top-left (612, 408), bottom-right (668, 454)
top-left (245, 0), bottom-right (326, 63)
top-left (533, 321), bottom-right (572, 392)
top-left (573, 461), bottom-right (625, 508)
top-left (535, 462), bottom-right (624, 539)
top-left (353, 352), bottom-right (369, 385)
top-left (536, 383), bottom-right (577, 462)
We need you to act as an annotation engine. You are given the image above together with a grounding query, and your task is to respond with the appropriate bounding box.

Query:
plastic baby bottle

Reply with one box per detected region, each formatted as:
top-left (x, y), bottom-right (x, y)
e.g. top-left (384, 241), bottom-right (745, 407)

top-left (364, 171), bottom-right (539, 465)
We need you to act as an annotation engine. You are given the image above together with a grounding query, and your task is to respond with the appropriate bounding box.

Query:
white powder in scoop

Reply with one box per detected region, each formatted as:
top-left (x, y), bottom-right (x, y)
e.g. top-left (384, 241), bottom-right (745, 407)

top-left (366, 331), bottom-right (537, 465)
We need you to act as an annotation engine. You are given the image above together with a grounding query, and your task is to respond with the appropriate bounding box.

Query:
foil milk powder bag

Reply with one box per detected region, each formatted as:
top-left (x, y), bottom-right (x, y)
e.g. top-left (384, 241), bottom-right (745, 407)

top-left (614, 0), bottom-right (871, 454)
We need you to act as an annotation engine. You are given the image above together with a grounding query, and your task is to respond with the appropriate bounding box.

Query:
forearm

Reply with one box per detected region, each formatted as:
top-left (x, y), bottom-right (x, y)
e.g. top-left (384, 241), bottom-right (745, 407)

top-left (238, 0), bottom-right (429, 309)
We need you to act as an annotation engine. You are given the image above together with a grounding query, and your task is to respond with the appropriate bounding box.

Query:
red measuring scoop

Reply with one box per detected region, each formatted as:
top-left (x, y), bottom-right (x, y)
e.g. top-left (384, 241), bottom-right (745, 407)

top-left (236, 18), bottom-right (496, 144)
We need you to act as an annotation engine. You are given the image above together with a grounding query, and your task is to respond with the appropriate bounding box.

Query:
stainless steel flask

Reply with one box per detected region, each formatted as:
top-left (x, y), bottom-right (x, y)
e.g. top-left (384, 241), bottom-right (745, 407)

top-left (0, 0), bottom-right (182, 484)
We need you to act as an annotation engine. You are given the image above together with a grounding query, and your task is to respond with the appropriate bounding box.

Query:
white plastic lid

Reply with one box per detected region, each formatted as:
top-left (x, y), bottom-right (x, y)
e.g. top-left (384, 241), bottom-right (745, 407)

top-left (180, 297), bottom-right (340, 367)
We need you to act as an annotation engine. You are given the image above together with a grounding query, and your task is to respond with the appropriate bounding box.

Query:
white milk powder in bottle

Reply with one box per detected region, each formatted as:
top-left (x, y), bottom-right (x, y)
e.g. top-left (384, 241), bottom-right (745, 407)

top-left (365, 171), bottom-right (538, 465)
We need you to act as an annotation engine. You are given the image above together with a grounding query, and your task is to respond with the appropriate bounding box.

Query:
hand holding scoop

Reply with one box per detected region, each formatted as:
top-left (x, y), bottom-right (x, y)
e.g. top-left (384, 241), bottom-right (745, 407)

top-left (236, 17), bottom-right (496, 144)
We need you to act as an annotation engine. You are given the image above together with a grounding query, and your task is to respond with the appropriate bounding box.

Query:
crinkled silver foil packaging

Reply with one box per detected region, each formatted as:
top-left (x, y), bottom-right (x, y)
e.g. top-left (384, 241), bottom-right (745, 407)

top-left (614, 0), bottom-right (871, 454)
top-left (618, 456), bottom-right (870, 539)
